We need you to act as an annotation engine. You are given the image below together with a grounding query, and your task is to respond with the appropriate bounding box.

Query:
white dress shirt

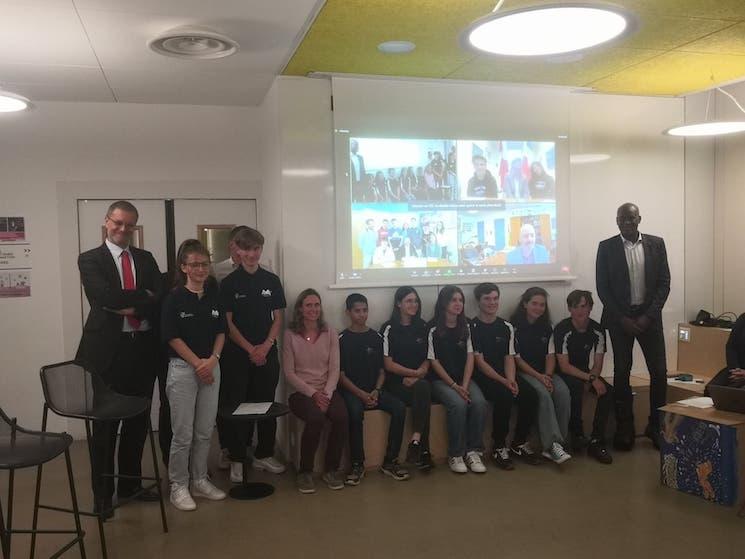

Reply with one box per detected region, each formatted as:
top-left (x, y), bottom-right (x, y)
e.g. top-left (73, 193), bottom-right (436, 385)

top-left (105, 239), bottom-right (150, 332)
top-left (621, 233), bottom-right (646, 306)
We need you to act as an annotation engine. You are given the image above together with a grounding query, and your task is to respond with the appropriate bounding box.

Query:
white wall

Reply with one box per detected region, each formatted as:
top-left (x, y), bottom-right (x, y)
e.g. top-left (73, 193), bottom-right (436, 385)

top-left (712, 81), bottom-right (745, 315)
top-left (0, 102), bottom-right (260, 430)
top-left (268, 76), bottom-right (688, 378)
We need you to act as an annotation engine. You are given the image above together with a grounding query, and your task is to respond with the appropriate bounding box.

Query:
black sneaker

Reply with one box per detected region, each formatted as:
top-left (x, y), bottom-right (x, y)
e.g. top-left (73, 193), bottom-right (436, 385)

top-left (381, 459), bottom-right (410, 481)
top-left (406, 440), bottom-right (422, 464)
top-left (510, 442), bottom-right (542, 466)
top-left (492, 447), bottom-right (515, 470)
top-left (588, 439), bottom-right (613, 464)
top-left (571, 434), bottom-right (589, 452)
top-left (345, 463), bottom-right (365, 486)
top-left (417, 450), bottom-right (434, 472)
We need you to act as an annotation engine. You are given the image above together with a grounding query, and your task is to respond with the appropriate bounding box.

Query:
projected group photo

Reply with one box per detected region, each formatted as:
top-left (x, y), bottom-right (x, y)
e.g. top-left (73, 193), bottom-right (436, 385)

top-left (348, 137), bottom-right (557, 273)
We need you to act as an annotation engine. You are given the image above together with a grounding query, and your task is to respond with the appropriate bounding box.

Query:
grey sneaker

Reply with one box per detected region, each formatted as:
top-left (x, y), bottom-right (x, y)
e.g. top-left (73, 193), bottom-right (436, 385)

top-left (296, 472), bottom-right (316, 494)
top-left (322, 471), bottom-right (345, 490)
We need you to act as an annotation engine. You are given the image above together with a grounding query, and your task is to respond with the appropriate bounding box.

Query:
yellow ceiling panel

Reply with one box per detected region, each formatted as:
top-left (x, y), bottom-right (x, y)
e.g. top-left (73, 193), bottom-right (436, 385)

top-left (589, 51), bottom-right (745, 96)
top-left (448, 47), bottom-right (664, 87)
top-left (285, 0), bottom-right (745, 96)
top-left (622, 16), bottom-right (733, 51)
top-left (679, 21), bottom-right (745, 55)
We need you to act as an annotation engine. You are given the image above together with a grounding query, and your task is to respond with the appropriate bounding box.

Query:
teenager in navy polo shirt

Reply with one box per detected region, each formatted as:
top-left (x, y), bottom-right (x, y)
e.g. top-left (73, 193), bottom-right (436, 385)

top-left (554, 290), bottom-right (613, 464)
top-left (428, 285), bottom-right (487, 474)
top-left (161, 239), bottom-right (227, 511)
top-left (218, 227), bottom-right (287, 483)
top-left (511, 287), bottom-right (571, 465)
top-left (470, 283), bottom-right (547, 469)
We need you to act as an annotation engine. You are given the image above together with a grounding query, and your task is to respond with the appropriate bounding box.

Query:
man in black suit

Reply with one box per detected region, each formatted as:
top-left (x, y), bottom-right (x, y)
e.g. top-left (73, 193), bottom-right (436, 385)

top-left (350, 139), bottom-right (367, 202)
top-left (76, 200), bottom-right (163, 514)
top-left (596, 202), bottom-right (670, 450)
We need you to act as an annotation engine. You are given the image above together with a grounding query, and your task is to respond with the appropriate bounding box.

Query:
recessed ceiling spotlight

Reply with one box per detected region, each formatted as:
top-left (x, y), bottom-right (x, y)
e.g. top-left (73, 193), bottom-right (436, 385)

top-left (0, 90), bottom-right (31, 113)
top-left (463, 3), bottom-right (635, 57)
top-left (149, 27), bottom-right (239, 60)
top-left (378, 41), bottom-right (416, 54)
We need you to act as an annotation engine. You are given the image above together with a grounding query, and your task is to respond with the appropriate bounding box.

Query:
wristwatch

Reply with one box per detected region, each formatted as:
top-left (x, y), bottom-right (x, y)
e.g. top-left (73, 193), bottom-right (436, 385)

top-left (587, 374), bottom-right (597, 383)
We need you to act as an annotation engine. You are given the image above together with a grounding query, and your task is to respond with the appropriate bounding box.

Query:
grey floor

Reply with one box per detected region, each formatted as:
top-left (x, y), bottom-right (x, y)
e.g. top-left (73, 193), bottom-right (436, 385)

top-left (3, 439), bottom-right (744, 559)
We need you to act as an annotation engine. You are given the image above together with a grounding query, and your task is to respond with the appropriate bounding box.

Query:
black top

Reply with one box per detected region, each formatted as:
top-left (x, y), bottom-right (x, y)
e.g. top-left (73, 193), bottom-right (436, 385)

top-left (380, 318), bottom-right (429, 385)
top-left (553, 318), bottom-right (606, 373)
top-left (513, 320), bottom-right (554, 374)
top-left (219, 266), bottom-right (286, 347)
top-left (339, 328), bottom-right (383, 393)
top-left (427, 324), bottom-right (473, 384)
top-left (467, 171), bottom-right (498, 198)
top-left (161, 286), bottom-right (227, 359)
top-left (726, 313), bottom-right (745, 370)
top-left (470, 316), bottom-right (515, 376)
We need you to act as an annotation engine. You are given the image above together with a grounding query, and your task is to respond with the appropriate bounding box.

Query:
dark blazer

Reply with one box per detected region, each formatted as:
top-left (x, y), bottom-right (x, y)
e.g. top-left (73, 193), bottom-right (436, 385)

top-left (76, 243), bottom-right (162, 374)
top-left (595, 233), bottom-right (670, 328)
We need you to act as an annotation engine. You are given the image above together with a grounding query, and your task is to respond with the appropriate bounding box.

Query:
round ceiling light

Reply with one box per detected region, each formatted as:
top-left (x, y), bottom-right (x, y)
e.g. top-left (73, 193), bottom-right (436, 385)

top-left (664, 121), bottom-right (745, 137)
top-left (0, 91), bottom-right (31, 112)
top-left (149, 27), bottom-right (239, 60)
top-left (378, 41), bottom-right (416, 54)
top-left (464, 4), bottom-right (634, 57)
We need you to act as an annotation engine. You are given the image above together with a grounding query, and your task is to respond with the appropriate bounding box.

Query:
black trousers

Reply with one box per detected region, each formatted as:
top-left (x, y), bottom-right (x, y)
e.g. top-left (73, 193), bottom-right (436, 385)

top-left (218, 344), bottom-right (279, 460)
top-left (608, 323), bottom-right (668, 428)
top-left (155, 348), bottom-right (172, 467)
top-left (559, 374), bottom-right (613, 441)
top-left (476, 375), bottom-right (537, 448)
top-left (383, 378), bottom-right (431, 451)
top-left (342, 389), bottom-right (406, 465)
top-left (92, 331), bottom-right (158, 500)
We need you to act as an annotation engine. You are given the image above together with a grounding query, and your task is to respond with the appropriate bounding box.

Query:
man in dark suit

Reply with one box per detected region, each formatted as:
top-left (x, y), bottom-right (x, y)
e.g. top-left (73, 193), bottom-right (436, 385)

top-left (596, 202), bottom-right (670, 450)
top-left (76, 200), bottom-right (163, 514)
top-left (350, 139), bottom-right (367, 202)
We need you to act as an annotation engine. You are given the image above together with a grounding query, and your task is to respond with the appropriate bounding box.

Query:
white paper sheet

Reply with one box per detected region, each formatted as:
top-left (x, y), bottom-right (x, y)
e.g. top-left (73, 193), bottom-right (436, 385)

top-left (675, 397), bottom-right (714, 409)
top-left (233, 402), bottom-right (272, 415)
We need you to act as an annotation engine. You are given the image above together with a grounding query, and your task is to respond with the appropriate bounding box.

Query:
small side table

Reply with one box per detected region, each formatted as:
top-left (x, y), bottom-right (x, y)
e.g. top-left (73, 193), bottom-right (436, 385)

top-left (217, 402), bottom-right (290, 500)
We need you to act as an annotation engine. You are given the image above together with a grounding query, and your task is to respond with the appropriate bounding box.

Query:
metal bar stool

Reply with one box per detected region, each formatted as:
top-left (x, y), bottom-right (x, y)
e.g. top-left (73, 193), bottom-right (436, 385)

top-left (37, 361), bottom-right (167, 559)
top-left (0, 406), bottom-right (86, 558)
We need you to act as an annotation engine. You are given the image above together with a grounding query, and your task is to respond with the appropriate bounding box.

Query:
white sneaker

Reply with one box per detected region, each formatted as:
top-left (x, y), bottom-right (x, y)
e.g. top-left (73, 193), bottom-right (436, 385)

top-left (542, 442), bottom-right (572, 465)
top-left (230, 461), bottom-right (244, 483)
top-left (170, 484), bottom-right (196, 511)
top-left (252, 456), bottom-right (286, 474)
top-left (448, 456), bottom-right (468, 474)
top-left (218, 448), bottom-right (231, 470)
top-left (465, 451), bottom-right (487, 473)
top-left (191, 478), bottom-right (227, 501)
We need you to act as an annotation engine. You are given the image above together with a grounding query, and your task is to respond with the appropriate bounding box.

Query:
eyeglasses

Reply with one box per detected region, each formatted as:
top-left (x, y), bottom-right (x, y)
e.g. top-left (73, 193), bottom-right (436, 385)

top-left (185, 262), bottom-right (210, 269)
top-left (106, 216), bottom-right (137, 230)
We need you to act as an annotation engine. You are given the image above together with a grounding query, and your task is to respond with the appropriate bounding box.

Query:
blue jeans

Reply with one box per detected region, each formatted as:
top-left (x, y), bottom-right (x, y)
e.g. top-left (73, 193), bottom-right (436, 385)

top-left (431, 380), bottom-right (487, 457)
top-left (166, 358), bottom-right (221, 486)
top-left (520, 373), bottom-right (570, 451)
top-left (342, 389), bottom-right (406, 465)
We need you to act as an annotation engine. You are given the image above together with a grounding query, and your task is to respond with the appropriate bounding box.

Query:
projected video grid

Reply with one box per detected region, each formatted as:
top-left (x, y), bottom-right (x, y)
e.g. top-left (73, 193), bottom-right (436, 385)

top-left (349, 137), bottom-right (556, 275)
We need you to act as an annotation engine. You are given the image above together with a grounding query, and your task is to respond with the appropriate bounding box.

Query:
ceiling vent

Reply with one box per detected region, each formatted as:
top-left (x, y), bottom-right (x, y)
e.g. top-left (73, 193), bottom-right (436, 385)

top-left (148, 27), bottom-right (239, 60)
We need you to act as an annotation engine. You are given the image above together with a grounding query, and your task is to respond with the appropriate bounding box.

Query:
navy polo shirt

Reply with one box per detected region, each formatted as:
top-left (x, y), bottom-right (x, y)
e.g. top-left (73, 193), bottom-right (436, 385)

top-left (470, 316), bottom-right (515, 376)
top-left (161, 285), bottom-right (226, 359)
top-left (219, 266), bottom-right (286, 347)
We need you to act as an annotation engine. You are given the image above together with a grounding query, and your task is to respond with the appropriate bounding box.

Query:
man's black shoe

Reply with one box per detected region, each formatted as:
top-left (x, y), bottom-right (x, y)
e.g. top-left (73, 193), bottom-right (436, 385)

top-left (118, 487), bottom-right (160, 502)
top-left (510, 443), bottom-right (542, 466)
top-left (644, 424), bottom-right (661, 450)
top-left (94, 498), bottom-right (114, 521)
top-left (588, 440), bottom-right (613, 465)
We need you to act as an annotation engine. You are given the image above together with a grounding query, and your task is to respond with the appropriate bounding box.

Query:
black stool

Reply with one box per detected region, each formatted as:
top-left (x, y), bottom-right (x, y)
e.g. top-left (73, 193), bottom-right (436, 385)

top-left (38, 361), bottom-right (167, 559)
top-left (0, 406), bottom-right (86, 558)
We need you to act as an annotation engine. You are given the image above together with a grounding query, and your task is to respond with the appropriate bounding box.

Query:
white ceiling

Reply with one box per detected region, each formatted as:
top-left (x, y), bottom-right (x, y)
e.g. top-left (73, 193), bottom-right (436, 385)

top-left (0, 0), bottom-right (323, 106)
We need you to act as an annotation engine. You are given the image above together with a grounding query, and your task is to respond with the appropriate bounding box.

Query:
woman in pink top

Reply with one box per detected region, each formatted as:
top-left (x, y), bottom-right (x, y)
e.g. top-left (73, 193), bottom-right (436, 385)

top-left (284, 288), bottom-right (348, 494)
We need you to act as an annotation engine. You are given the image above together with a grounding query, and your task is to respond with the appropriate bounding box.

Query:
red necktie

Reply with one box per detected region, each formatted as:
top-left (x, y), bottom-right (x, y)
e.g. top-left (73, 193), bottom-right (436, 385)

top-left (120, 250), bottom-right (141, 330)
